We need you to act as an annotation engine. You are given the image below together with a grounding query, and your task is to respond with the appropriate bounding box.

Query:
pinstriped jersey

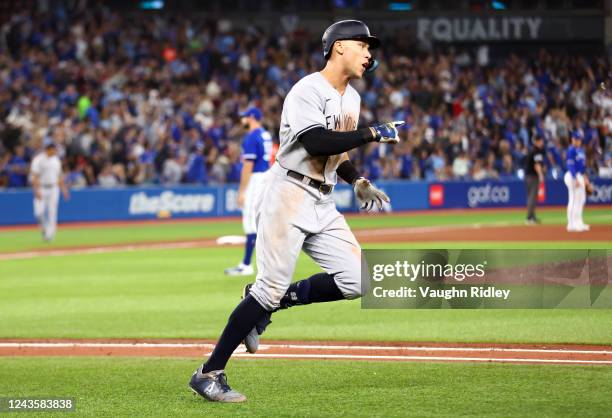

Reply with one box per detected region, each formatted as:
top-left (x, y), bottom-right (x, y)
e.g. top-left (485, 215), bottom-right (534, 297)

top-left (276, 72), bottom-right (360, 185)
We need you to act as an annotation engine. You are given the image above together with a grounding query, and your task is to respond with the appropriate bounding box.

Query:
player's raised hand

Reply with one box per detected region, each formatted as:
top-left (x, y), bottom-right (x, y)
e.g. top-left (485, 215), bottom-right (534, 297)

top-left (354, 177), bottom-right (390, 211)
top-left (370, 121), bottom-right (404, 144)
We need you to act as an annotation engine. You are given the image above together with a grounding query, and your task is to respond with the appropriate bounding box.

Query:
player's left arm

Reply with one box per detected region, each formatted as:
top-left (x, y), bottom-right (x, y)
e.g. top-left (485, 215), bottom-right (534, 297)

top-left (238, 134), bottom-right (258, 208)
top-left (59, 172), bottom-right (70, 200)
top-left (585, 176), bottom-right (593, 195)
top-left (336, 152), bottom-right (389, 211)
top-left (534, 162), bottom-right (544, 182)
top-left (336, 152), bottom-right (357, 184)
top-left (583, 158), bottom-right (592, 193)
top-left (237, 160), bottom-right (254, 208)
top-left (579, 148), bottom-right (591, 189)
top-left (534, 150), bottom-right (545, 182)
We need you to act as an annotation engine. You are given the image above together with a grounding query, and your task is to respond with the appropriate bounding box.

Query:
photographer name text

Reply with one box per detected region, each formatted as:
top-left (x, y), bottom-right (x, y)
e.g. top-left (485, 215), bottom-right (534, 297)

top-left (372, 286), bottom-right (511, 300)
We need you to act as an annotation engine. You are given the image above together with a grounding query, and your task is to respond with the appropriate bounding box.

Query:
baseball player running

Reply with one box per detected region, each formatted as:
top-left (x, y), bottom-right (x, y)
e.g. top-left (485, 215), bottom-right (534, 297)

top-left (189, 20), bottom-right (402, 403)
top-left (30, 140), bottom-right (70, 241)
top-left (225, 107), bottom-right (272, 276)
top-left (564, 131), bottom-right (591, 232)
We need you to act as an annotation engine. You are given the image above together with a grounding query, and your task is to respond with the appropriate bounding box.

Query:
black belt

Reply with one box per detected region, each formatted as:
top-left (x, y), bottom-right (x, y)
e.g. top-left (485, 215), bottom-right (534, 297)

top-left (287, 170), bottom-right (333, 195)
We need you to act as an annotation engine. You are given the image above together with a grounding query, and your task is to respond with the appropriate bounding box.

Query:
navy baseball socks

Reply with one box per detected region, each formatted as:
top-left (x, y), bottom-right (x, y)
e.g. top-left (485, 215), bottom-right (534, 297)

top-left (202, 273), bottom-right (345, 371)
top-left (242, 233), bottom-right (256, 266)
top-left (194, 274), bottom-right (346, 399)
top-left (280, 272), bottom-right (345, 307)
top-left (240, 273), bottom-right (345, 353)
top-left (201, 294), bottom-right (269, 373)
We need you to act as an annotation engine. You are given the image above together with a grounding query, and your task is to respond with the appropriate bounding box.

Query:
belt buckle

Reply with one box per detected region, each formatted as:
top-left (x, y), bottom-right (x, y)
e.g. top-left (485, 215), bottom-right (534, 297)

top-left (319, 184), bottom-right (332, 195)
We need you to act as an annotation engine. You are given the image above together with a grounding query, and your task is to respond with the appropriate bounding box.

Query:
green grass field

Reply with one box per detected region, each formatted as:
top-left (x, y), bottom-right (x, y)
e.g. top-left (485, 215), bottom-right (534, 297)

top-left (1, 208), bottom-right (611, 416)
top-left (2, 246), bottom-right (612, 343)
top-left (2, 357), bottom-right (611, 417)
top-left (2, 207), bottom-right (611, 253)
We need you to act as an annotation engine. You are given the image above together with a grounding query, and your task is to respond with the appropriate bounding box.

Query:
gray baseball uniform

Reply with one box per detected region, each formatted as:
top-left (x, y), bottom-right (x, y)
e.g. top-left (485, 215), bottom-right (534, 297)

top-left (249, 72), bottom-right (362, 311)
top-left (30, 152), bottom-right (63, 240)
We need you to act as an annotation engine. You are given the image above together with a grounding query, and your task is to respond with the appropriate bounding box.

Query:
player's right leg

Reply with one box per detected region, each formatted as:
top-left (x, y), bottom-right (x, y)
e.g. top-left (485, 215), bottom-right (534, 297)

top-left (525, 176), bottom-right (539, 224)
top-left (33, 195), bottom-right (44, 237)
top-left (190, 167), bottom-right (310, 401)
top-left (223, 202), bottom-right (255, 276)
top-left (39, 188), bottom-right (53, 241)
top-left (301, 206), bottom-right (363, 300)
top-left (575, 174), bottom-right (589, 231)
top-left (225, 174), bottom-right (265, 276)
top-left (243, 199), bottom-right (363, 353)
top-left (45, 187), bottom-right (60, 241)
top-left (564, 171), bottom-right (577, 231)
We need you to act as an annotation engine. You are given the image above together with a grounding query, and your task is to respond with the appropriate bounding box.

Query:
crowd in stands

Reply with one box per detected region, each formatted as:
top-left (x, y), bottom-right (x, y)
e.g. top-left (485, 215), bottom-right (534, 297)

top-left (0, 5), bottom-right (611, 189)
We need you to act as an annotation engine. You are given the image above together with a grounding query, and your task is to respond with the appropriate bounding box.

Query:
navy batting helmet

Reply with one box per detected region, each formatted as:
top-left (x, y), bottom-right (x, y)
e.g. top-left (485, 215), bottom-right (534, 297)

top-left (322, 20), bottom-right (380, 61)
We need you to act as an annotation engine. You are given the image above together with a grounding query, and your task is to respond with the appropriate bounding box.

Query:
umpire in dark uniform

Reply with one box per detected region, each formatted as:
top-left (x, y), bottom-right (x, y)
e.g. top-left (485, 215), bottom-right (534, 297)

top-left (524, 134), bottom-right (546, 224)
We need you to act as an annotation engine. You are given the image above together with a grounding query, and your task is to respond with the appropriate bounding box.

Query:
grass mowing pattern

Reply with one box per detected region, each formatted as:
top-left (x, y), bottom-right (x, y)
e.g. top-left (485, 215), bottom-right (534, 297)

top-left (1, 208), bottom-right (610, 253)
top-left (0, 357), bottom-right (611, 417)
top-left (1, 209), bottom-right (611, 416)
top-left (1, 247), bottom-right (611, 343)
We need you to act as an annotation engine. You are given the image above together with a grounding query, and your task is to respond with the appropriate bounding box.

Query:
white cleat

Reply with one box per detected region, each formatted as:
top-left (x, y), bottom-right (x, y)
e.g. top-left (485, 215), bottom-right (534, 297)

top-left (224, 263), bottom-right (254, 276)
top-left (578, 224), bottom-right (590, 231)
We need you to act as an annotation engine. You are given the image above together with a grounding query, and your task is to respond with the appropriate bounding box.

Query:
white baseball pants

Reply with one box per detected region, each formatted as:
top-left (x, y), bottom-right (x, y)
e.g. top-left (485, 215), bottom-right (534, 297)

top-left (242, 172), bottom-right (267, 235)
top-left (33, 186), bottom-right (59, 240)
top-left (564, 171), bottom-right (586, 230)
top-left (249, 163), bottom-right (362, 311)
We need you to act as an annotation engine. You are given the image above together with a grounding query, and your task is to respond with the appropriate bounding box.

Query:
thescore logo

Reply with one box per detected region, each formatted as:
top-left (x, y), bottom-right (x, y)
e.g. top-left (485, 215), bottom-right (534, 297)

top-left (129, 191), bottom-right (215, 215)
top-left (467, 184), bottom-right (510, 208)
top-left (587, 184), bottom-right (612, 203)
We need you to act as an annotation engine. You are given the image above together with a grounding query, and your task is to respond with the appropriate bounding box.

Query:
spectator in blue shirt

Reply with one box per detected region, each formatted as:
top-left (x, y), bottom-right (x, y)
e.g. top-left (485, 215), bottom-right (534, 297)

top-left (6, 145), bottom-right (29, 187)
top-left (185, 144), bottom-right (208, 184)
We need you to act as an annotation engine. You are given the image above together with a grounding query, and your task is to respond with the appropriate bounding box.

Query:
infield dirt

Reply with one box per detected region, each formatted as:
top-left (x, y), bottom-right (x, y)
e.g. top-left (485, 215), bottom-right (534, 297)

top-left (0, 339), bottom-right (610, 366)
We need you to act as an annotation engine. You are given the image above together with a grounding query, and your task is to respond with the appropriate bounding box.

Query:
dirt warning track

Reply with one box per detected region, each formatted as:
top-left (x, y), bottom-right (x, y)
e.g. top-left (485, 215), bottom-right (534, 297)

top-left (1, 223), bottom-right (611, 261)
top-left (1, 339), bottom-right (610, 366)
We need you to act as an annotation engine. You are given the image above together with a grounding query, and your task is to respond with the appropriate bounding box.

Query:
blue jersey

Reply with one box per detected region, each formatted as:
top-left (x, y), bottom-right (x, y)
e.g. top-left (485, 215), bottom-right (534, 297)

top-left (566, 145), bottom-right (585, 177)
top-left (241, 127), bottom-right (272, 173)
top-left (7, 155), bottom-right (28, 187)
top-left (185, 153), bottom-right (207, 184)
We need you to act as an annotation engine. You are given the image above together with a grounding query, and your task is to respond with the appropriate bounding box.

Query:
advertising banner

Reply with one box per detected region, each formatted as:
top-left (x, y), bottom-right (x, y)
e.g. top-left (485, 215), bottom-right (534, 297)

top-left (0, 179), bottom-right (609, 225)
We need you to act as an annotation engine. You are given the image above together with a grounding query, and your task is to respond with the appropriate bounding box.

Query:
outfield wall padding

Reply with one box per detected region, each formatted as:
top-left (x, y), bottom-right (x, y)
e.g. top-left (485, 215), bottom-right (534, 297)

top-left (0, 179), bottom-right (610, 225)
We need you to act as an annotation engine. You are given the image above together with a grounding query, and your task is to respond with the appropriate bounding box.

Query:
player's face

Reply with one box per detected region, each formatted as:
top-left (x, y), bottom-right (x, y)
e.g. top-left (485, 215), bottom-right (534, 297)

top-left (340, 40), bottom-right (371, 79)
top-left (241, 116), bottom-right (250, 130)
top-left (572, 138), bottom-right (582, 148)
